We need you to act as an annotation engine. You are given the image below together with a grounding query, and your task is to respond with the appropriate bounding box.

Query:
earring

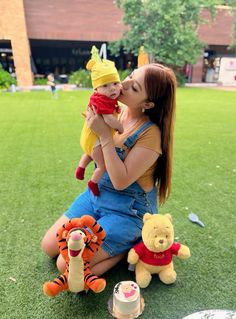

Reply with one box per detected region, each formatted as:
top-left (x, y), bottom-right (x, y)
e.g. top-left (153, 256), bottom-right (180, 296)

top-left (142, 108), bottom-right (145, 113)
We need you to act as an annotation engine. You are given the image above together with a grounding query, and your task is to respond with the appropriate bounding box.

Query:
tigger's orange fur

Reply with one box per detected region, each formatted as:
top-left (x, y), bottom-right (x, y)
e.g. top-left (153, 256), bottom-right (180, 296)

top-left (43, 215), bottom-right (106, 297)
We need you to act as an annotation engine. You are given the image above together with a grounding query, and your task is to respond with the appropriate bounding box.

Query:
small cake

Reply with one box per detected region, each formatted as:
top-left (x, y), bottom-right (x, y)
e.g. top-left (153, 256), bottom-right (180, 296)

top-left (110, 281), bottom-right (144, 319)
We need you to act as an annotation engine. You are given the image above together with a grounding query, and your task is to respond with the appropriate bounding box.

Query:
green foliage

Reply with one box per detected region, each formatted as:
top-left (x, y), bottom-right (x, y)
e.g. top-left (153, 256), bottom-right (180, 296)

top-left (34, 78), bottom-right (48, 85)
top-left (118, 69), bottom-right (130, 81)
top-left (0, 63), bottom-right (16, 89)
top-left (223, 0), bottom-right (236, 5)
top-left (68, 69), bottom-right (92, 88)
top-left (110, 0), bottom-right (231, 67)
top-left (175, 71), bottom-right (186, 87)
top-left (68, 69), bottom-right (130, 87)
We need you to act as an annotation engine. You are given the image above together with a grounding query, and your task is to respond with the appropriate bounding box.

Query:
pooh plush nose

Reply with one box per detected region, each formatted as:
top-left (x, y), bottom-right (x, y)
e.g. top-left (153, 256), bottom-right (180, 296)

top-left (154, 237), bottom-right (164, 248)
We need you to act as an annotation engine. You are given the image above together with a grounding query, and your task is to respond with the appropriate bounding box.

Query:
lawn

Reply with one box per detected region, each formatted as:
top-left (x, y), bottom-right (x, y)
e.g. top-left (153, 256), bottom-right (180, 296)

top-left (0, 88), bottom-right (235, 319)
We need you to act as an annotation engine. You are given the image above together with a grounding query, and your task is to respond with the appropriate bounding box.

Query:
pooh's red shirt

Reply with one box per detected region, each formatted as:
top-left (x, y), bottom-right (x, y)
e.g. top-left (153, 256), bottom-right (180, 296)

top-left (133, 242), bottom-right (181, 266)
top-left (89, 92), bottom-right (120, 114)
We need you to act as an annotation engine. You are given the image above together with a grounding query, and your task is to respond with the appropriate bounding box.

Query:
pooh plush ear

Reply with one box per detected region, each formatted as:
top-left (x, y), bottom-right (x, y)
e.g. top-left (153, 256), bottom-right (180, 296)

top-left (143, 212), bottom-right (153, 223)
top-left (165, 214), bottom-right (173, 223)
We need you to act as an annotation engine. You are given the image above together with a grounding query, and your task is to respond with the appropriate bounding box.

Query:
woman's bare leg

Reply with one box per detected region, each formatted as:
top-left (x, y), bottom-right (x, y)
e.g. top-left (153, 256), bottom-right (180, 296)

top-left (56, 247), bottom-right (125, 276)
top-left (42, 214), bottom-right (125, 276)
top-left (91, 250), bottom-right (125, 276)
top-left (41, 215), bottom-right (69, 258)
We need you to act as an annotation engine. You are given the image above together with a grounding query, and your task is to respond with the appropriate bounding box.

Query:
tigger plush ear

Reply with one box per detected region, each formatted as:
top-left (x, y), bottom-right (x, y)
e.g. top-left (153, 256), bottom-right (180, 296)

top-left (91, 235), bottom-right (98, 243)
top-left (62, 230), bottom-right (68, 239)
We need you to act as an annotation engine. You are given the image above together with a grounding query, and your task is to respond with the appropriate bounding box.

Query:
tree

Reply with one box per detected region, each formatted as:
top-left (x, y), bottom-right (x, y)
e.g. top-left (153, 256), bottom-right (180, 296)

top-left (109, 0), bottom-right (234, 67)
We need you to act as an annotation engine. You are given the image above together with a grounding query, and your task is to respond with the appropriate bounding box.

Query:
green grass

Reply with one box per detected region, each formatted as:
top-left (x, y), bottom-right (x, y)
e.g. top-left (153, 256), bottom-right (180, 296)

top-left (0, 88), bottom-right (235, 319)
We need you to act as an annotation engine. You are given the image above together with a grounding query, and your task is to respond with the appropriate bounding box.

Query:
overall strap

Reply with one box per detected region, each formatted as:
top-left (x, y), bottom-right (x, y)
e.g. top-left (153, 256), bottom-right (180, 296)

top-left (124, 121), bottom-right (155, 149)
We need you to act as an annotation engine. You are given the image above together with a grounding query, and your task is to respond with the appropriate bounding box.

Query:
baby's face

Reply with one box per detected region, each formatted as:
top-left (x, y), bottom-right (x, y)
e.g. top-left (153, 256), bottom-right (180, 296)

top-left (96, 82), bottom-right (121, 99)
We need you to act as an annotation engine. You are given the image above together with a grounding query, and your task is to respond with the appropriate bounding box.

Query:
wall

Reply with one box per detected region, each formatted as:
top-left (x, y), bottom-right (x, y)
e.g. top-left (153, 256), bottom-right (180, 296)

top-left (199, 6), bottom-right (235, 46)
top-left (0, 0), bottom-right (33, 86)
top-left (1, 1), bottom-right (235, 85)
top-left (24, 0), bottom-right (126, 41)
top-left (192, 6), bottom-right (235, 83)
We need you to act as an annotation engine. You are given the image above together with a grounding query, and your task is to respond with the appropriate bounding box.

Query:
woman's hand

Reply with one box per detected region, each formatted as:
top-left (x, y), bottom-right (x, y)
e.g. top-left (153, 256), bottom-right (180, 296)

top-left (85, 106), bottom-right (112, 140)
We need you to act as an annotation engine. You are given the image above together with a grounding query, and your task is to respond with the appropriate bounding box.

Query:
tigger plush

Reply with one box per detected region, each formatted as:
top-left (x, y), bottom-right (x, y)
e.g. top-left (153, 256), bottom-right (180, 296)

top-left (43, 215), bottom-right (106, 297)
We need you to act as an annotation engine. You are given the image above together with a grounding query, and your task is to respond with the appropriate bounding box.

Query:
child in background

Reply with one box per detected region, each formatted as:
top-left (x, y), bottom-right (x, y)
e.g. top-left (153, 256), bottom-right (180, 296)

top-left (75, 57), bottom-right (123, 196)
top-left (47, 73), bottom-right (57, 98)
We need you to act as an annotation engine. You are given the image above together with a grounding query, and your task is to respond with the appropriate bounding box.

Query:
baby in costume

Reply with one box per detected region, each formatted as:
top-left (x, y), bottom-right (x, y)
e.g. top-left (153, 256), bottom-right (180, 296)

top-left (75, 48), bottom-right (123, 196)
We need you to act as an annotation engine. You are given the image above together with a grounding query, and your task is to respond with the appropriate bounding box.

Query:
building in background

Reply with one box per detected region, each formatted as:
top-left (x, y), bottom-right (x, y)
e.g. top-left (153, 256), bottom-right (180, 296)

top-left (218, 57), bottom-right (236, 85)
top-left (191, 6), bottom-right (236, 84)
top-left (0, 1), bottom-right (235, 86)
top-left (0, 0), bottom-right (33, 86)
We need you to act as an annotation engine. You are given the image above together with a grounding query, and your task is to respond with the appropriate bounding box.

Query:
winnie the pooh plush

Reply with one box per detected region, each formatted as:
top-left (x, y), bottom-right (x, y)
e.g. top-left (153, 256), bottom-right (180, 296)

top-left (128, 213), bottom-right (190, 288)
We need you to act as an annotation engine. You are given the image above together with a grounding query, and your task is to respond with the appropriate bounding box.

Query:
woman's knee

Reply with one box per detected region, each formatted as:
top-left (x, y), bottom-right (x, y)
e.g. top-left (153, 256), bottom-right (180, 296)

top-left (41, 231), bottom-right (58, 258)
top-left (56, 254), bottom-right (66, 273)
top-left (90, 249), bottom-right (125, 276)
top-left (41, 215), bottom-right (69, 258)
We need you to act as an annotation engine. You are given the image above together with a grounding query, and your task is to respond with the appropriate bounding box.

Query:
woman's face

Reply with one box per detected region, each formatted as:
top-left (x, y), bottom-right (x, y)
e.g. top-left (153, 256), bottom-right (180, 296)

top-left (118, 66), bottom-right (148, 109)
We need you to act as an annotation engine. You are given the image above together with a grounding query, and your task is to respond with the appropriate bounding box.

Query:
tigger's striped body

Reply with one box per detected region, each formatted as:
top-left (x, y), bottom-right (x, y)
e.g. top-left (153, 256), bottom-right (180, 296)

top-left (43, 216), bottom-right (106, 297)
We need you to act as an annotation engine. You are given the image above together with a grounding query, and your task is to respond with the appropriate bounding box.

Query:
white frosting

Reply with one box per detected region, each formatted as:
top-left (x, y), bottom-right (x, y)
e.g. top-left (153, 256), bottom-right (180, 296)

top-left (113, 281), bottom-right (140, 316)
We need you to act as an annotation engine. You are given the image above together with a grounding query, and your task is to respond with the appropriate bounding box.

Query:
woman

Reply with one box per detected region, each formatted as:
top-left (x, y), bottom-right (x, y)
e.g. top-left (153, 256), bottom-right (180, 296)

top-left (41, 63), bottom-right (176, 276)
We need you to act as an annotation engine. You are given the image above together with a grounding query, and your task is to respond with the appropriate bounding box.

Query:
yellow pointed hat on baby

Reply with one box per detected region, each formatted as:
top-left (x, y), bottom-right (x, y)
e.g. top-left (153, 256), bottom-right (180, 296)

top-left (86, 49), bottom-right (120, 89)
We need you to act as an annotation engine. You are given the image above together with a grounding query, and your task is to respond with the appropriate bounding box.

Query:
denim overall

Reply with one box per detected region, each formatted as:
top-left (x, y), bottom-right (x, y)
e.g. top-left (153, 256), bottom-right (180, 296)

top-left (65, 120), bottom-right (158, 256)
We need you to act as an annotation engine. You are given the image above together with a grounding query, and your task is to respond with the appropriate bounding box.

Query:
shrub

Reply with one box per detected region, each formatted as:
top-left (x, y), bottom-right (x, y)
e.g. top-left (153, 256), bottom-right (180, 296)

top-left (69, 68), bottom-right (131, 88)
top-left (34, 78), bottom-right (48, 85)
top-left (0, 64), bottom-right (16, 90)
top-left (174, 71), bottom-right (186, 87)
top-left (68, 69), bottom-right (92, 88)
top-left (118, 69), bottom-right (130, 81)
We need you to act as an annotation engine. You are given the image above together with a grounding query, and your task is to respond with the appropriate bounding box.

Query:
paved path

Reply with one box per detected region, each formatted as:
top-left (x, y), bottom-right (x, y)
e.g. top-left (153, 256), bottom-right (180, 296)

top-left (185, 83), bottom-right (236, 91)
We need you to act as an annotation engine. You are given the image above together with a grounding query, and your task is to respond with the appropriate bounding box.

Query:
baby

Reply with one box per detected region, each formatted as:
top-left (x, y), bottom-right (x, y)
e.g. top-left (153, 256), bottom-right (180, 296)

top-left (75, 58), bottom-right (123, 196)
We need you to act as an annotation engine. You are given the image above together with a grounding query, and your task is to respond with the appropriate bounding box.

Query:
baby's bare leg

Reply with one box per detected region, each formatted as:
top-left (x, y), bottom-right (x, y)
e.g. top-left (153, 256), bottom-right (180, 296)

top-left (91, 145), bottom-right (106, 183)
top-left (75, 154), bottom-right (92, 180)
top-left (78, 153), bottom-right (92, 168)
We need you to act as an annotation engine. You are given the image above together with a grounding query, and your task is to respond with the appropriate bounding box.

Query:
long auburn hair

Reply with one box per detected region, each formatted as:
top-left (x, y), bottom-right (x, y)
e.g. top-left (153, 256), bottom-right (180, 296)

top-left (144, 64), bottom-right (176, 205)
